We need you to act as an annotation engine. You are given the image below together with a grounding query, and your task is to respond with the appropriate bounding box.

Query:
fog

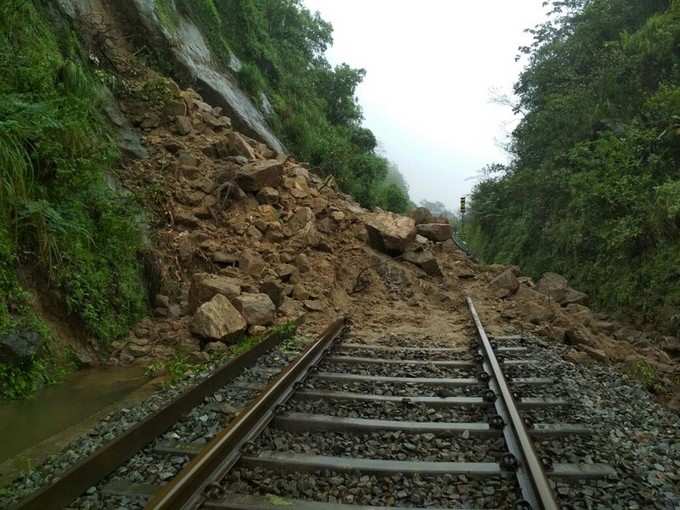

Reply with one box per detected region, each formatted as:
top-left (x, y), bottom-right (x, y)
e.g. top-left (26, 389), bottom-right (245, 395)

top-left (303, 0), bottom-right (547, 210)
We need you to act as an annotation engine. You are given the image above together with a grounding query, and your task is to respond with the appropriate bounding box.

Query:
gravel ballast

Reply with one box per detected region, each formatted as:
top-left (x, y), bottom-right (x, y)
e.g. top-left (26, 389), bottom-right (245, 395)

top-left (0, 345), bottom-right (300, 510)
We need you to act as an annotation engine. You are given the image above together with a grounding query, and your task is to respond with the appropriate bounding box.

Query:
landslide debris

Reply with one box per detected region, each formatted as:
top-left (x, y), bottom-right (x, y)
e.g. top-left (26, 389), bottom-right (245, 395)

top-left (87, 20), bottom-right (677, 407)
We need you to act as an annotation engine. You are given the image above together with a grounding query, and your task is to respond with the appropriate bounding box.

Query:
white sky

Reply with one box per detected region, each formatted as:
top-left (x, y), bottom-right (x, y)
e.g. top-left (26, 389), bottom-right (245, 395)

top-left (303, 0), bottom-right (548, 209)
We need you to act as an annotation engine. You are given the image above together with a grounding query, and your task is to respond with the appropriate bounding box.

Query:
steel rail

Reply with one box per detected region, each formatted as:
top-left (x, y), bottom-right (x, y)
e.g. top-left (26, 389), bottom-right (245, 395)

top-left (466, 297), bottom-right (559, 510)
top-left (10, 322), bottom-right (301, 510)
top-left (145, 316), bottom-right (348, 510)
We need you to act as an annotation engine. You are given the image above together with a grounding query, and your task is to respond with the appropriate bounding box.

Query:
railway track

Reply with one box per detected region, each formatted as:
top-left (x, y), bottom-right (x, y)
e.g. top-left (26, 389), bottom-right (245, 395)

top-left (10, 299), bottom-right (618, 509)
top-left (111, 299), bottom-right (614, 509)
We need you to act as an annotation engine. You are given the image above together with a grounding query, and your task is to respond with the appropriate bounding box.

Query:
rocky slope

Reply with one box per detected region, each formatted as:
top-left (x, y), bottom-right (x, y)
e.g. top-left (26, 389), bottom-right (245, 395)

top-left (93, 44), bottom-right (680, 409)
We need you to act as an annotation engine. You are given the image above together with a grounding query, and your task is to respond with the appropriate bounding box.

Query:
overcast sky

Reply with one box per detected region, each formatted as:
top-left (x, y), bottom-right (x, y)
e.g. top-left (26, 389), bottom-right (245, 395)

top-left (303, 0), bottom-right (548, 210)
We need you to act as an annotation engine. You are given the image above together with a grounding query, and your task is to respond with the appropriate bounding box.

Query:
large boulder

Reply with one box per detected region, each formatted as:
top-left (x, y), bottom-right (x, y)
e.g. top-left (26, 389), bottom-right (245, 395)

top-left (489, 268), bottom-right (520, 298)
top-left (0, 331), bottom-right (42, 364)
top-left (190, 295), bottom-right (247, 342)
top-left (365, 212), bottom-right (416, 255)
top-left (233, 293), bottom-right (276, 326)
top-left (409, 207), bottom-right (434, 225)
top-left (536, 272), bottom-right (588, 305)
top-left (188, 273), bottom-right (242, 312)
top-left (235, 159), bottom-right (284, 192)
top-left (416, 223), bottom-right (453, 242)
top-left (226, 132), bottom-right (256, 160)
top-left (536, 272), bottom-right (568, 295)
top-left (260, 279), bottom-right (287, 307)
top-left (402, 249), bottom-right (444, 277)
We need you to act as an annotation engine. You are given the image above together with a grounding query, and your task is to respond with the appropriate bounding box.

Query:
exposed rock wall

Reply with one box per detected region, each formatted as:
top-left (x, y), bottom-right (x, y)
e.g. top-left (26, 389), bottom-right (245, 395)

top-left (57, 0), bottom-right (285, 155)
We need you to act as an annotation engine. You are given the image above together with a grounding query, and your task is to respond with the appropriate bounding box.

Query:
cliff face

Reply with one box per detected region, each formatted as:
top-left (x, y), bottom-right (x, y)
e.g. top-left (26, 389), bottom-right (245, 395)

top-left (57, 0), bottom-right (285, 154)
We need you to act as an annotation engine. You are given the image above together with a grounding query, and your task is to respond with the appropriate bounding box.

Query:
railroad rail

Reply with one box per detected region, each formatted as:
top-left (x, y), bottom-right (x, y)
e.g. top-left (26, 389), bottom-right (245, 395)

top-left (11, 301), bottom-right (618, 509)
top-left (9, 324), bottom-right (300, 510)
top-left (113, 300), bottom-right (612, 510)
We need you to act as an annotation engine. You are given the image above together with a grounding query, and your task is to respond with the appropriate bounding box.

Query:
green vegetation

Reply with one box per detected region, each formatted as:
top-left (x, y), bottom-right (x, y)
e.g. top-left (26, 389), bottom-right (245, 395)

top-left (625, 359), bottom-right (663, 393)
top-left (468, 0), bottom-right (680, 334)
top-left (158, 0), bottom-right (410, 212)
top-left (145, 321), bottom-right (299, 386)
top-left (0, 1), bottom-right (148, 398)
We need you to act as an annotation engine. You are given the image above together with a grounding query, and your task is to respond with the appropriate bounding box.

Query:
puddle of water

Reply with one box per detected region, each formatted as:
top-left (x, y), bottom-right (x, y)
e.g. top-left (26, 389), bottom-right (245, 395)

top-left (0, 366), bottom-right (148, 463)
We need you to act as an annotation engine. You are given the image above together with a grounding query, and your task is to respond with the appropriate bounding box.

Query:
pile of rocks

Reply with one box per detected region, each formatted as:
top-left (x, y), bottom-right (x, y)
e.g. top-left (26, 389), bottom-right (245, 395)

top-left (365, 207), bottom-right (453, 277)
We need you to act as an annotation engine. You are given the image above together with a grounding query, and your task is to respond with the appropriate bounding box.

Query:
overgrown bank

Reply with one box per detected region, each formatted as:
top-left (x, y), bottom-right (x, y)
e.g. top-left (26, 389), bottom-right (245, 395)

top-left (0, 1), bottom-right (148, 398)
top-left (0, 0), bottom-right (414, 399)
top-left (468, 0), bottom-right (680, 334)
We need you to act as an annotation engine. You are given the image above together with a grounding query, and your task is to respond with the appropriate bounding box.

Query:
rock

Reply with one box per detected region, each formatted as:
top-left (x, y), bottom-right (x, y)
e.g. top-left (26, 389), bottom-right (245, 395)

top-left (235, 159), bottom-right (284, 192)
top-left (188, 273), bottom-right (242, 312)
top-left (365, 212), bottom-right (416, 255)
top-left (415, 234), bottom-right (429, 245)
top-left (560, 287), bottom-right (589, 306)
top-left (293, 222), bottom-right (322, 248)
top-left (278, 297), bottom-right (302, 317)
top-left (232, 293), bottom-right (276, 326)
top-left (292, 284), bottom-right (312, 301)
top-left (330, 210), bottom-right (345, 222)
top-left (536, 272), bottom-right (568, 294)
top-left (175, 115), bottom-right (193, 135)
top-left (402, 249), bottom-right (444, 277)
top-left (226, 132), bottom-right (257, 160)
top-left (283, 175), bottom-right (310, 198)
top-left (518, 276), bottom-right (535, 288)
top-left (409, 207), bottom-right (434, 225)
top-left (287, 207), bottom-right (314, 234)
top-left (489, 268), bottom-right (520, 298)
top-left (174, 209), bottom-right (200, 228)
top-left (535, 273), bottom-right (589, 305)
top-left (216, 181), bottom-right (247, 206)
top-left (247, 225), bottom-right (263, 240)
top-left (277, 263), bottom-right (297, 281)
top-left (564, 349), bottom-right (591, 364)
top-left (256, 186), bottom-right (280, 205)
top-left (239, 250), bottom-right (266, 276)
top-left (564, 326), bottom-right (599, 348)
top-left (295, 253), bottom-right (311, 273)
top-left (141, 113), bottom-right (160, 129)
top-left (190, 295), bottom-right (247, 341)
top-left (264, 222), bottom-right (285, 242)
top-left (204, 342), bottom-right (229, 355)
top-left (164, 99), bottom-right (187, 118)
top-left (248, 325), bottom-right (268, 336)
top-left (260, 280), bottom-right (286, 307)
top-left (0, 331), bottom-right (42, 364)
top-left (304, 299), bottom-right (324, 312)
top-left (416, 223), bottom-right (453, 242)
top-left (582, 345), bottom-right (609, 362)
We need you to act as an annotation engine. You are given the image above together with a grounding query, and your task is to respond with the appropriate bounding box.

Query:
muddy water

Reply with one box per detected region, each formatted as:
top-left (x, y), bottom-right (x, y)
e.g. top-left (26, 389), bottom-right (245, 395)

top-left (0, 366), bottom-right (149, 463)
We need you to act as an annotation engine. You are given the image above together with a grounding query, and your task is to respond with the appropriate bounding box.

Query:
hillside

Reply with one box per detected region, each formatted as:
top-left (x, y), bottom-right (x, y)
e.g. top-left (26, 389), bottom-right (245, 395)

top-left (467, 0), bottom-right (680, 335)
top-left (0, 0), bottom-right (409, 398)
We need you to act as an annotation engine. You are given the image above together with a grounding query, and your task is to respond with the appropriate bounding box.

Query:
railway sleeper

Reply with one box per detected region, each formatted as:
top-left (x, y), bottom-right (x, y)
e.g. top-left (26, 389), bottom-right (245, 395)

top-left (239, 452), bottom-right (617, 480)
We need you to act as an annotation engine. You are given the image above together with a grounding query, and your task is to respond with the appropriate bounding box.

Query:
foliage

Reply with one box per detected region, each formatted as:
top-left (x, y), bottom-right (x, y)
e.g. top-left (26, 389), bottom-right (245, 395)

top-left (468, 0), bottom-right (680, 333)
top-left (624, 359), bottom-right (665, 393)
top-left (0, 0), bottom-right (149, 397)
top-left (169, 0), bottom-right (409, 211)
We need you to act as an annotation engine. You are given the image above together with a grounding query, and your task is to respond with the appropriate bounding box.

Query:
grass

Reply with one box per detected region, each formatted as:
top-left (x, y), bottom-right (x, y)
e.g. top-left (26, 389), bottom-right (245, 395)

top-left (0, 1), bottom-right (149, 398)
top-left (144, 321), bottom-right (300, 387)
